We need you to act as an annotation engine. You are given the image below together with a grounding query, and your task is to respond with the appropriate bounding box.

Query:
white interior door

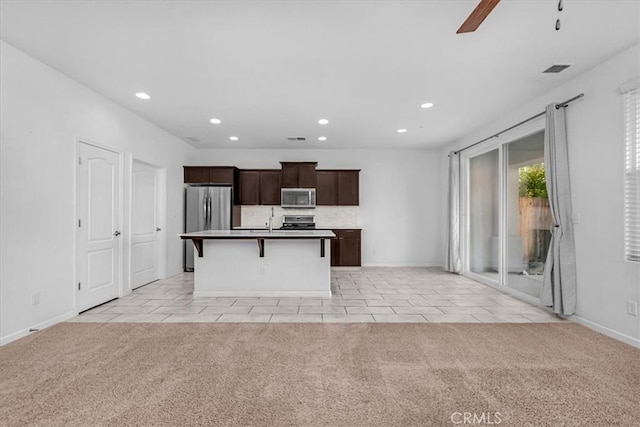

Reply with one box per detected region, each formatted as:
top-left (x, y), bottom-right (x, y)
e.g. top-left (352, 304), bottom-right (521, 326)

top-left (131, 161), bottom-right (161, 288)
top-left (76, 142), bottom-right (121, 311)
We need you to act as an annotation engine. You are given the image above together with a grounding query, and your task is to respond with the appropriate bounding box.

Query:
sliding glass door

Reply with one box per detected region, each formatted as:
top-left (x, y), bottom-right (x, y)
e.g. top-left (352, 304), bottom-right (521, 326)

top-left (468, 149), bottom-right (501, 284)
top-left (462, 118), bottom-right (548, 300)
top-left (505, 131), bottom-right (552, 297)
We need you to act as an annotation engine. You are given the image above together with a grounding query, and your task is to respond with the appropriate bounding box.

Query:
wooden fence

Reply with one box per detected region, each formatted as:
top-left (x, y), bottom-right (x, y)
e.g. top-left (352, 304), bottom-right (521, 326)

top-left (518, 197), bottom-right (553, 267)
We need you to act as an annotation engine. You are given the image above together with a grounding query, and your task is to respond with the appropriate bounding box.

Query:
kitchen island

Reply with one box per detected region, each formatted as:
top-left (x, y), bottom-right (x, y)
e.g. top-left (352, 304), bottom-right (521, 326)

top-left (180, 229), bottom-right (335, 297)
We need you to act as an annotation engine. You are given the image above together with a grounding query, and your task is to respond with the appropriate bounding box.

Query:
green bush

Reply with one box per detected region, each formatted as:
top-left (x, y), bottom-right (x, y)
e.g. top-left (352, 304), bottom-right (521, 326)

top-left (519, 163), bottom-right (548, 198)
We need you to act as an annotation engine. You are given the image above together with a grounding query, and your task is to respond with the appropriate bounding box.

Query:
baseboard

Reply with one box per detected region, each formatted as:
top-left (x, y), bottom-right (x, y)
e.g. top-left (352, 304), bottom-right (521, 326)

top-left (568, 315), bottom-right (640, 349)
top-left (460, 273), bottom-right (640, 349)
top-left (0, 311), bottom-right (77, 347)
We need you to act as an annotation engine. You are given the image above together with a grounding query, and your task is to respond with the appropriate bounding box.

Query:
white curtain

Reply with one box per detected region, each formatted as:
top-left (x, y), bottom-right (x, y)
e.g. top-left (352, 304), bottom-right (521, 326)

top-left (445, 151), bottom-right (461, 273)
top-left (541, 103), bottom-right (577, 314)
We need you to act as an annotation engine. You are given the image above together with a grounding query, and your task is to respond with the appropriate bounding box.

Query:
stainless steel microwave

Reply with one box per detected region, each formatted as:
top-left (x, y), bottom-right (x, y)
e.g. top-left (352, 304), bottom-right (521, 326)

top-left (281, 188), bottom-right (316, 208)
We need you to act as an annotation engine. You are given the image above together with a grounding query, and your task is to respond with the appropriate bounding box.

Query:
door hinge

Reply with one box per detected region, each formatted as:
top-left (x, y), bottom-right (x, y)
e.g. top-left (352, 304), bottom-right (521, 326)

top-left (78, 219), bottom-right (81, 228)
top-left (78, 282), bottom-right (81, 290)
top-left (78, 156), bottom-right (82, 165)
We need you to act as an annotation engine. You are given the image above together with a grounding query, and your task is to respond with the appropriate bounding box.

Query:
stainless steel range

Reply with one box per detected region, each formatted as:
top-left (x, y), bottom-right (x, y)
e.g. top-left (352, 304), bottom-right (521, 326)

top-left (280, 215), bottom-right (316, 229)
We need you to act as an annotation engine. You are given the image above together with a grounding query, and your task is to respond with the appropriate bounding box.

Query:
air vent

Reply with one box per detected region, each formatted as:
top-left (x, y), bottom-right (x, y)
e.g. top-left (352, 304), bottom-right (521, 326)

top-left (287, 136), bottom-right (307, 141)
top-left (543, 64), bottom-right (571, 73)
top-left (183, 136), bottom-right (201, 143)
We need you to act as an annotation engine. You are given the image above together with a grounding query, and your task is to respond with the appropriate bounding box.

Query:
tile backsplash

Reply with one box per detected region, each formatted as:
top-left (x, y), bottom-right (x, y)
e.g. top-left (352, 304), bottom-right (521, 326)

top-left (241, 206), bottom-right (359, 228)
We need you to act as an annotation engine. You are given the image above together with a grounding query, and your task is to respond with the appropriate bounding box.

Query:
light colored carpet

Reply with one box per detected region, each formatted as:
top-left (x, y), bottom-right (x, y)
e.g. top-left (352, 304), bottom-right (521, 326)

top-left (0, 323), bottom-right (638, 426)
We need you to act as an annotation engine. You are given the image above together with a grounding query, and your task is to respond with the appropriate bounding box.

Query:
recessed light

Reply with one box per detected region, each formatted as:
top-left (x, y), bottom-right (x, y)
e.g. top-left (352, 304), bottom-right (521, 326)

top-left (420, 102), bottom-right (434, 109)
top-left (397, 129), bottom-right (407, 133)
top-left (210, 118), bottom-right (221, 124)
top-left (318, 119), bottom-right (329, 125)
top-left (229, 136), bottom-right (239, 141)
top-left (318, 136), bottom-right (327, 141)
top-left (135, 92), bottom-right (150, 100)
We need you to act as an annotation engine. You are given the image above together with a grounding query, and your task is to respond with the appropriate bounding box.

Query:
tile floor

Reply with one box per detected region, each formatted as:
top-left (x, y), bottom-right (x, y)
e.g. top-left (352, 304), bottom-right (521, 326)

top-left (69, 267), bottom-right (564, 323)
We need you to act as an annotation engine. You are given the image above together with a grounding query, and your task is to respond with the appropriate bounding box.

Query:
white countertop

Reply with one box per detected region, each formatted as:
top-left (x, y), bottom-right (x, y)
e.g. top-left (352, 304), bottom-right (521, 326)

top-left (181, 229), bottom-right (335, 239)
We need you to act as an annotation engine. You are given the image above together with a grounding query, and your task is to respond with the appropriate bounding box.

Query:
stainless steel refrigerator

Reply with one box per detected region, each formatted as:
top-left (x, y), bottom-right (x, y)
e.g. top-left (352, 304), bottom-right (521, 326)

top-left (184, 186), bottom-right (232, 271)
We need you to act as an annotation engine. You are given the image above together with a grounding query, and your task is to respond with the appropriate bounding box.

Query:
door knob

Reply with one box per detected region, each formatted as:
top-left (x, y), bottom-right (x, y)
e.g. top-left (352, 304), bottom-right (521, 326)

top-left (156, 227), bottom-right (162, 232)
top-left (113, 230), bottom-right (121, 236)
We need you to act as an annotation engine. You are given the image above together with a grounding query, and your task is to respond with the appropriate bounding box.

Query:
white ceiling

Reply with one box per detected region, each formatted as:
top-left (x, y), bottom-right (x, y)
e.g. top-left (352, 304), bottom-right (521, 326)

top-left (1, 1), bottom-right (639, 149)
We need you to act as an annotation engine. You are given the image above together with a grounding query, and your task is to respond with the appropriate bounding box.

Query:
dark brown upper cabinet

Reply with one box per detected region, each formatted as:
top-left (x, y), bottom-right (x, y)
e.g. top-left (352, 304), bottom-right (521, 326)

top-left (238, 170), bottom-right (260, 205)
top-left (281, 164), bottom-right (297, 188)
top-left (184, 166), bottom-right (237, 185)
top-left (280, 162), bottom-right (317, 188)
top-left (316, 170), bottom-right (339, 205)
top-left (238, 170), bottom-right (282, 205)
top-left (186, 164), bottom-right (358, 206)
top-left (315, 169), bottom-right (360, 206)
top-left (298, 164), bottom-right (317, 188)
top-left (337, 170), bottom-right (359, 205)
top-left (209, 167), bottom-right (237, 185)
top-left (259, 170), bottom-right (282, 205)
top-left (184, 166), bottom-right (240, 204)
top-left (184, 166), bottom-right (211, 183)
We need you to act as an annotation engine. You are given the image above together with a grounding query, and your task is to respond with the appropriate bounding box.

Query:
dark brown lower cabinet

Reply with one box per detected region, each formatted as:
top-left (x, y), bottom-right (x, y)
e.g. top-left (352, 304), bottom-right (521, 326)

top-left (331, 229), bottom-right (361, 267)
top-left (330, 236), bottom-right (340, 266)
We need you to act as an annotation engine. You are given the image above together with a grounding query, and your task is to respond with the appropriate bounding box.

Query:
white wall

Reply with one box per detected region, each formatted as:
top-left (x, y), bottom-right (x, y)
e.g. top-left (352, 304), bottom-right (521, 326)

top-left (189, 149), bottom-right (443, 267)
top-left (446, 44), bottom-right (640, 346)
top-left (0, 41), bottom-right (195, 344)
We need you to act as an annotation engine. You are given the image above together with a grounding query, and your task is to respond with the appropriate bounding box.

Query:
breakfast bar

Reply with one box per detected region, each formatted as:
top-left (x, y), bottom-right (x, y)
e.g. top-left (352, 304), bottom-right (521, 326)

top-left (180, 229), bottom-right (335, 297)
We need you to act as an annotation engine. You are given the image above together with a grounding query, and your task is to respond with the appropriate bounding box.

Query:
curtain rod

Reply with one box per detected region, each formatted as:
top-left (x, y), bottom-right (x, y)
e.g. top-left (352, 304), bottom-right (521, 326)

top-left (453, 93), bottom-right (584, 155)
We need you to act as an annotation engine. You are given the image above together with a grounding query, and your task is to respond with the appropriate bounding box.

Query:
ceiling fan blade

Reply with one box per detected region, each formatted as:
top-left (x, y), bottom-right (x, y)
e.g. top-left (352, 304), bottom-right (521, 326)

top-left (457, 0), bottom-right (501, 34)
